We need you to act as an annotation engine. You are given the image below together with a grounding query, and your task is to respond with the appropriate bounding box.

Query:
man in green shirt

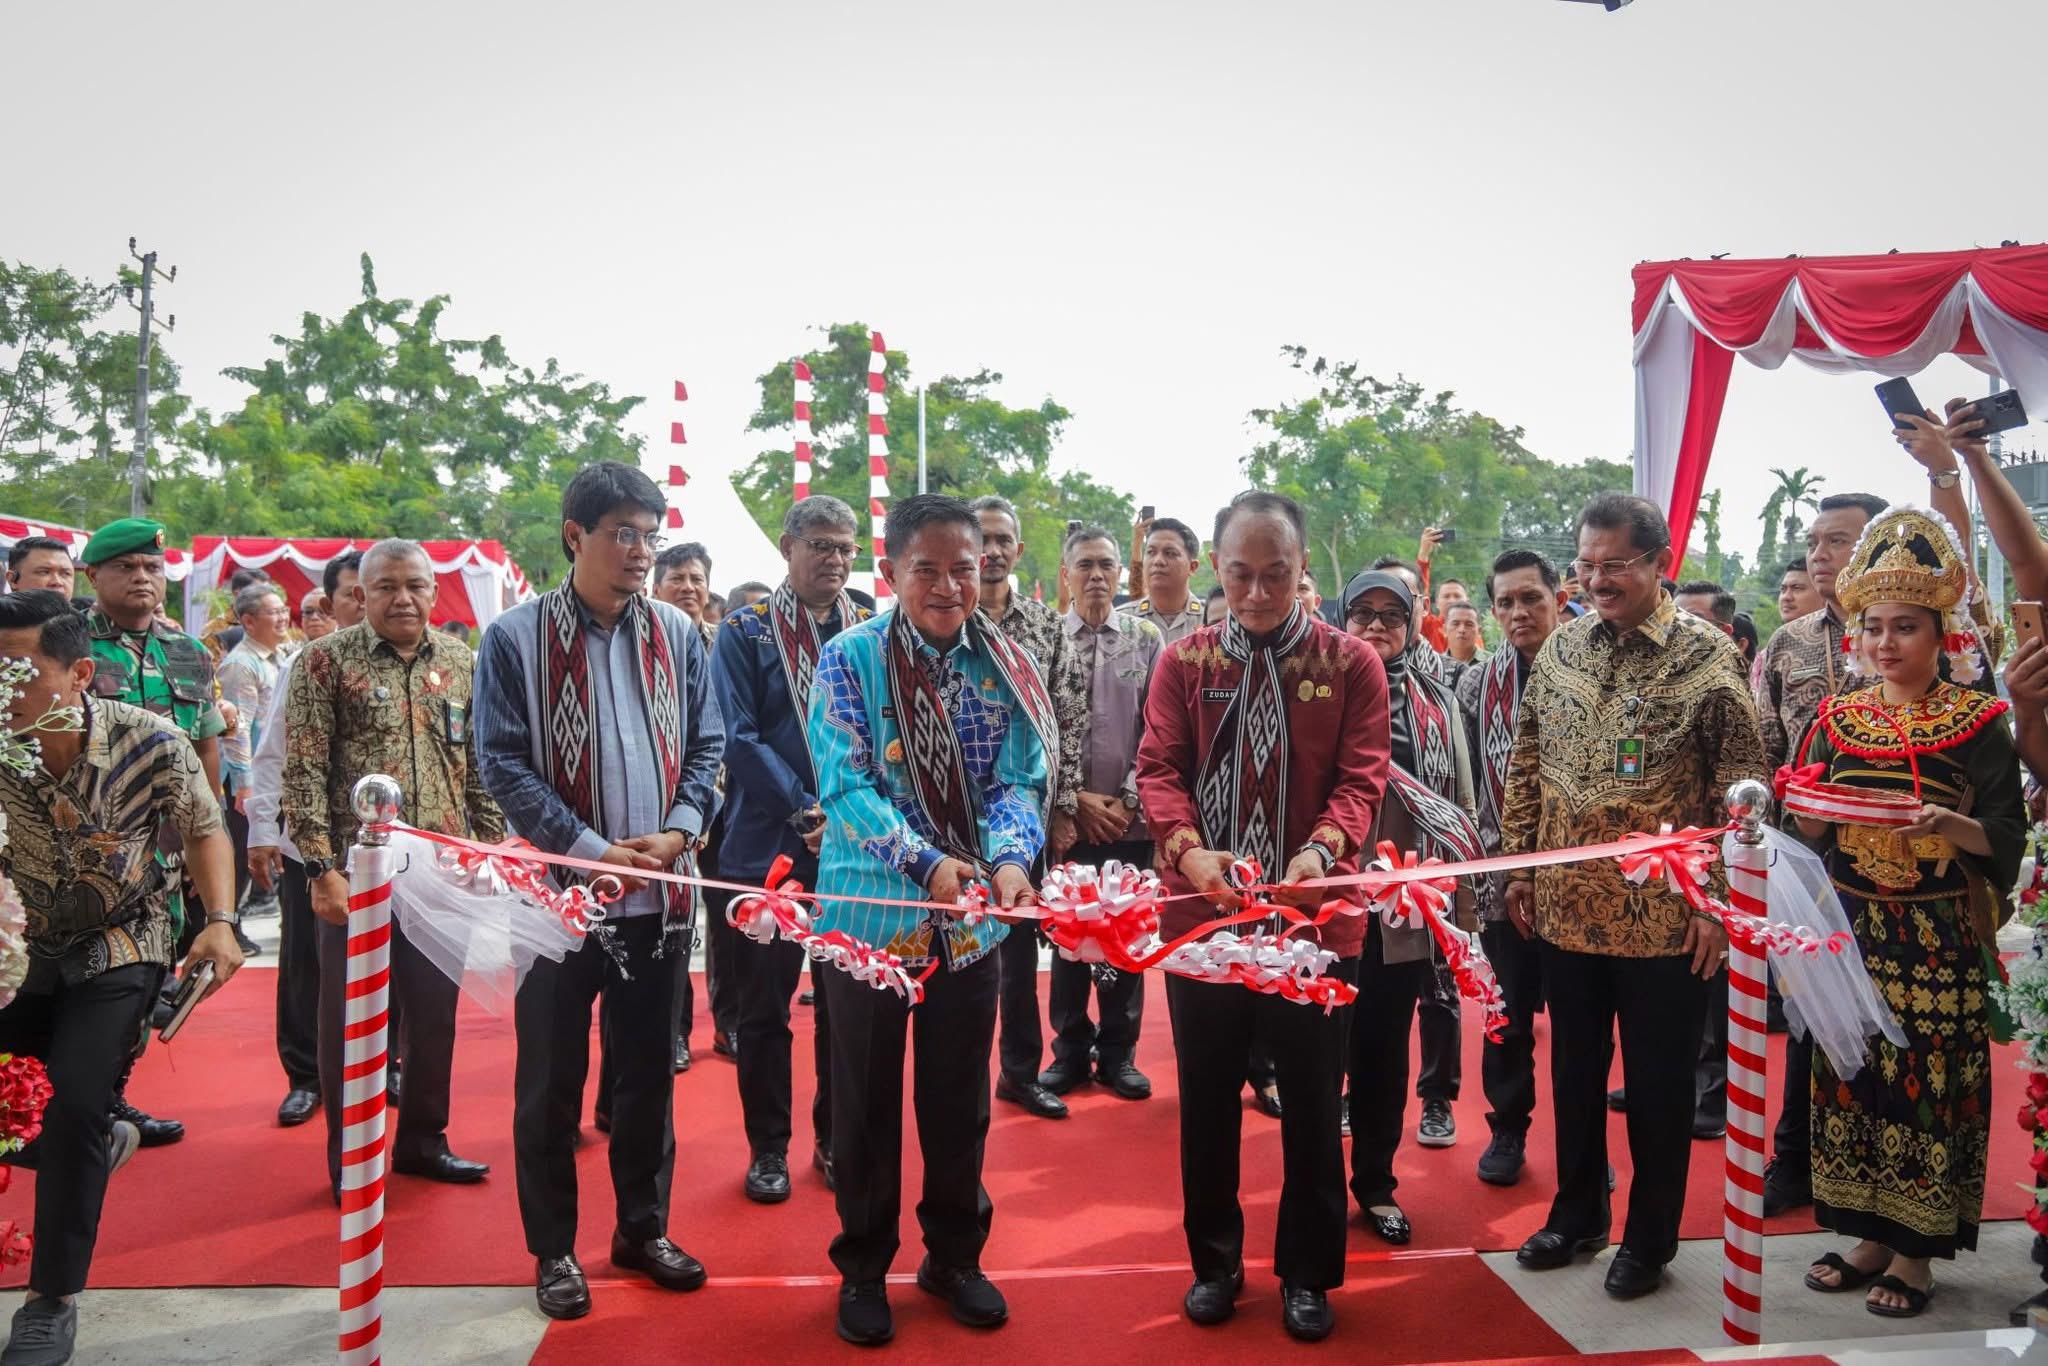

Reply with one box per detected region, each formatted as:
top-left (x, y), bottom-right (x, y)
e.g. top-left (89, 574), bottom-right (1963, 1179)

top-left (80, 517), bottom-right (228, 1148)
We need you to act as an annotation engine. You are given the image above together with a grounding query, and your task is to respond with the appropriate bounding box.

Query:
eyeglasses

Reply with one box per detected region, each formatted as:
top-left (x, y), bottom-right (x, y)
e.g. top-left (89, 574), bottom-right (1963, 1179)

top-left (1569, 550), bottom-right (1656, 579)
top-left (1347, 607), bottom-right (1411, 630)
top-left (608, 527), bottom-right (664, 552)
top-left (794, 535), bottom-right (861, 561)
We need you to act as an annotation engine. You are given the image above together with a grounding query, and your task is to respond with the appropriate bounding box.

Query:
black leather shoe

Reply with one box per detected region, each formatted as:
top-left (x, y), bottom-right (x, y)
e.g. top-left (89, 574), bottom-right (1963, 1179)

top-left (813, 1143), bottom-right (836, 1192)
top-left (1604, 1248), bottom-right (1665, 1299)
top-left (1516, 1228), bottom-right (1609, 1270)
top-left (1692, 1111), bottom-right (1727, 1140)
top-left (387, 1062), bottom-right (402, 1104)
top-left (994, 1073), bottom-right (1068, 1119)
top-left (277, 1088), bottom-right (319, 1128)
top-left (1606, 1086), bottom-right (1626, 1111)
top-left (611, 1232), bottom-right (707, 1291)
top-left (1364, 1207), bottom-right (1411, 1245)
top-left (536, 1255), bottom-right (591, 1320)
top-left (837, 1281), bottom-right (892, 1346)
top-left (712, 1029), bottom-right (738, 1061)
top-left (1182, 1264), bottom-right (1244, 1325)
top-left (1036, 1060), bottom-right (1089, 1095)
top-left (916, 1257), bottom-right (1008, 1327)
top-left (798, 987), bottom-right (815, 1006)
top-left (674, 1039), bottom-right (691, 1074)
top-left (1095, 1060), bottom-right (1152, 1100)
top-left (393, 1151), bottom-right (490, 1183)
top-left (1252, 1083), bottom-right (1283, 1119)
top-left (746, 1152), bottom-right (792, 1203)
top-left (593, 1109), bottom-right (611, 1135)
top-left (1281, 1284), bottom-right (1334, 1342)
top-left (1761, 1156), bottom-right (1811, 1217)
top-left (111, 1097), bottom-right (183, 1147)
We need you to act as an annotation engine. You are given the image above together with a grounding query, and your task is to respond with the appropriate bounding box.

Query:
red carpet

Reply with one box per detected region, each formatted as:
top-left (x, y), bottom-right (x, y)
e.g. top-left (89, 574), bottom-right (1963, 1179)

top-left (6, 966), bottom-right (2031, 1307)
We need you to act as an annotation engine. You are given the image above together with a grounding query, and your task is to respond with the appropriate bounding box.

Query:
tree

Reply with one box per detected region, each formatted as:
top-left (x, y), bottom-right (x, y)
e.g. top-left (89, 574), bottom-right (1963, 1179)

top-left (0, 258), bottom-right (189, 529)
top-left (732, 323), bottom-right (1132, 589)
top-left (1244, 348), bottom-right (1576, 597)
top-left (1770, 465), bottom-right (1824, 550)
top-left (159, 254), bottom-right (644, 585)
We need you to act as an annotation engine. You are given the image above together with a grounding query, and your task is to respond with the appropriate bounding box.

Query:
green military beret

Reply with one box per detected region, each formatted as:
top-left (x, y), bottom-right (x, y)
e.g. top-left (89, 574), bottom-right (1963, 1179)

top-left (82, 518), bottom-right (168, 566)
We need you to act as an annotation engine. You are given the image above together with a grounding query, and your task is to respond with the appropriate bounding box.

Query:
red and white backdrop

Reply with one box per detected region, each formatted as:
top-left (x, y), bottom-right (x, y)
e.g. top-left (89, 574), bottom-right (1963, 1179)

top-left (182, 537), bottom-right (533, 631)
top-left (1633, 243), bottom-right (2048, 564)
top-left (0, 516), bottom-right (190, 585)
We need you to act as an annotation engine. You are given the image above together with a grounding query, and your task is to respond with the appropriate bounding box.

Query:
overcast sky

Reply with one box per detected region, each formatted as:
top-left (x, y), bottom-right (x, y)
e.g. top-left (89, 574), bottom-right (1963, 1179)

top-left (13, 0), bottom-right (2045, 573)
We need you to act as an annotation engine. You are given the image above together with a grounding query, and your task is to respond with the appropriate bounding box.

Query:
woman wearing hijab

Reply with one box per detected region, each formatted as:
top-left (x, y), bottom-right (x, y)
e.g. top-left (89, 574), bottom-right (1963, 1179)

top-left (1338, 569), bottom-right (1482, 1245)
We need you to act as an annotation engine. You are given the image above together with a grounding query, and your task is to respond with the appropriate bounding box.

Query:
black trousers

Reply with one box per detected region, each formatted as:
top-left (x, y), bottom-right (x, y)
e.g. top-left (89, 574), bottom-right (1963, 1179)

top-left (222, 783), bottom-right (252, 909)
top-left (1347, 921), bottom-right (1431, 1207)
top-left (0, 963), bottom-right (157, 1298)
top-left (318, 914), bottom-right (458, 1189)
top-left (1046, 839), bottom-right (1148, 1072)
top-left (1478, 920), bottom-right (1544, 1138)
top-left (734, 892), bottom-right (833, 1157)
top-left (593, 907), bottom-right (694, 1122)
top-left (1540, 942), bottom-right (1708, 1263)
top-left (826, 945), bottom-right (997, 1284)
top-left (1168, 958), bottom-right (1356, 1289)
top-left (274, 858), bottom-right (320, 1094)
top-left (698, 838), bottom-right (739, 1040)
top-left (995, 918), bottom-right (1043, 1086)
top-left (1415, 966), bottom-right (1462, 1102)
top-left (1772, 1024), bottom-right (1813, 1173)
top-left (515, 916), bottom-right (677, 1257)
top-left (1695, 971), bottom-right (1729, 1126)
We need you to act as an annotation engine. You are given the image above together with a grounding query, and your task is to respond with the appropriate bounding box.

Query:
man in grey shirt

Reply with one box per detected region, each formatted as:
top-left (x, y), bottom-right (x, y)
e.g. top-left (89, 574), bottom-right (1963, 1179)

top-left (1040, 526), bottom-right (1164, 1102)
top-left (474, 462), bottom-right (723, 1322)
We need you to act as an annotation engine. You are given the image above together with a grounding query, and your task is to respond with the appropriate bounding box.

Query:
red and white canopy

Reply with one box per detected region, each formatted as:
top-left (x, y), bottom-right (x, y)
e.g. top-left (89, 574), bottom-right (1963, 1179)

top-left (0, 515), bottom-right (191, 582)
top-left (182, 537), bottom-right (534, 631)
top-left (1633, 244), bottom-right (2048, 564)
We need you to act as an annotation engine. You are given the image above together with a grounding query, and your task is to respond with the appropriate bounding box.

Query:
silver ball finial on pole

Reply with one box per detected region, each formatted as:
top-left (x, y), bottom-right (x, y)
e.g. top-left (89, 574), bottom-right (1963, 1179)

top-left (351, 774), bottom-right (403, 847)
top-left (1725, 778), bottom-right (1771, 846)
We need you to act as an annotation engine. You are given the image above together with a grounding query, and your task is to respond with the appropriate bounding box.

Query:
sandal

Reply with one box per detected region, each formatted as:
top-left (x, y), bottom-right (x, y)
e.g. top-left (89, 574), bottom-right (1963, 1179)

top-left (1865, 1273), bottom-right (1933, 1318)
top-left (1803, 1251), bottom-right (1881, 1293)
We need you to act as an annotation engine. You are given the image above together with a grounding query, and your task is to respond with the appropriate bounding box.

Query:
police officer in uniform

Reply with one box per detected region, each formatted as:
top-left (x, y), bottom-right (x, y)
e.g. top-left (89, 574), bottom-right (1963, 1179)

top-left (81, 518), bottom-right (230, 1147)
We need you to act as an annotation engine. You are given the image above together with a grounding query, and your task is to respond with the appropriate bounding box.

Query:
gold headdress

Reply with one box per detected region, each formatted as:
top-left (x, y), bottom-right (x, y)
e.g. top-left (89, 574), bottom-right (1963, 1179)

top-left (1835, 505), bottom-right (1982, 684)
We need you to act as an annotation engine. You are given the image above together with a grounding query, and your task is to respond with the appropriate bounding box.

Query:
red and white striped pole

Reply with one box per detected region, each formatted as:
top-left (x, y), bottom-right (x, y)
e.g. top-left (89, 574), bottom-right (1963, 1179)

top-left (339, 774), bottom-right (400, 1366)
top-left (793, 360), bottom-right (815, 501)
top-left (667, 381), bottom-right (689, 531)
top-left (1720, 778), bottom-right (1772, 1347)
top-left (866, 331), bottom-right (892, 601)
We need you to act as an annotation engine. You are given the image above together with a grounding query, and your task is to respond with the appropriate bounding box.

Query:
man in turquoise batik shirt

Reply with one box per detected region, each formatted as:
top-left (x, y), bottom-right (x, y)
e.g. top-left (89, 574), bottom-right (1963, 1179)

top-left (803, 493), bottom-right (1053, 1348)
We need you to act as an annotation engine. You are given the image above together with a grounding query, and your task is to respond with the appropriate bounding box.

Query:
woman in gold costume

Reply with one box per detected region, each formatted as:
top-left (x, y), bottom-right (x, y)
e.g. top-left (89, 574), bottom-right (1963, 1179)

top-left (1791, 507), bottom-right (2023, 1318)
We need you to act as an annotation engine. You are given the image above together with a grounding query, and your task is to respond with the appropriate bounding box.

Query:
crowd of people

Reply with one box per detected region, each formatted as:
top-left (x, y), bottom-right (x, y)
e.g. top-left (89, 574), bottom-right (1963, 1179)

top-left (0, 390), bottom-right (2043, 1359)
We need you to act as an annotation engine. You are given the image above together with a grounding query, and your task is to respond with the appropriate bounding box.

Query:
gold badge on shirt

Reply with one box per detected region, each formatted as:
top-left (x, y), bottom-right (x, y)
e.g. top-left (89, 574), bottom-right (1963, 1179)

top-left (885, 739), bottom-right (905, 765)
top-left (1298, 680), bottom-right (1315, 703)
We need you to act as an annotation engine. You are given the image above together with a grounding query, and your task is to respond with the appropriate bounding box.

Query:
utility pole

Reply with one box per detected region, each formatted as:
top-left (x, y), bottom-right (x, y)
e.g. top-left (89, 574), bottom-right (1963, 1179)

top-left (123, 238), bottom-right (176, 517)
top-left (916, 385), bottom-right (927, 494)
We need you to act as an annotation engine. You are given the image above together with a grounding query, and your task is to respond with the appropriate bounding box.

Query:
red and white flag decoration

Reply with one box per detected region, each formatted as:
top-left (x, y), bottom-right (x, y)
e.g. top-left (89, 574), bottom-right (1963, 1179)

top-left (867, 331), bottom-right (893, 601)
top-left (666, 381), bottom-right (689, 530)
top-left (792, 360), bottom-right (815, 501)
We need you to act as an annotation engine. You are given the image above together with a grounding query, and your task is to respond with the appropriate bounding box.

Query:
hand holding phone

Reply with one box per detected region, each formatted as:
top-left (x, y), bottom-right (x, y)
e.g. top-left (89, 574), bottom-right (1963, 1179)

top-left (1955, 390), bottom-right (2030, 439)
top-left (2014, 601), bottom-right (2046, 652)
top-left (1875, 377), bottom-right (1926, 430)
top-left (159, 960), bottom-right (216, 1043)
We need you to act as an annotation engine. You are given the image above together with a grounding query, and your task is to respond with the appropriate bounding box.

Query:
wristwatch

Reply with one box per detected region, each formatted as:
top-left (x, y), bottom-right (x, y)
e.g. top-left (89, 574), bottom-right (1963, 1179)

top-left (205, 910), bottom-right (239, 928)
top-left (1119, 792), bottom-right (1140, 812)
top-left (1930, 468), bottom-right (1962, 489)
top-left (303, 857), bottom-right (335, 880)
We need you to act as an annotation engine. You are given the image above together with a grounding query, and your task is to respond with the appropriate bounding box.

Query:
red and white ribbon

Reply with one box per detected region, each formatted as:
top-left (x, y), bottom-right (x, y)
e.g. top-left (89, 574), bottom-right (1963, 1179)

top-left (1615, 824), bottom-right (1720, 894)
top-left (867, 332), bottom-right (892, 601)
top-left (793, 361), bottom-right (815, 500)
top-left (1037, 861), bottom-right (1164, 968)
top-left (1779, 781), bottom-right (1920, 829)
top-left (429, 837), bottom-right (620, 939)
top-left (1157, 930), bottom-right (1358, 1013)
top-left (1358, 841), bottom-right (1456, 930)
top-left (728, 854), bottom-right (925, 1002)
top-left (339, 845), bottom-right (394, 1366)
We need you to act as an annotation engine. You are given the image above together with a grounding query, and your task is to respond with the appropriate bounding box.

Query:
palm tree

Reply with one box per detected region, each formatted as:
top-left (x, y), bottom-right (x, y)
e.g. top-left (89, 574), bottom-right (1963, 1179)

top-left (1770, 465), bottom-right (1825, 550)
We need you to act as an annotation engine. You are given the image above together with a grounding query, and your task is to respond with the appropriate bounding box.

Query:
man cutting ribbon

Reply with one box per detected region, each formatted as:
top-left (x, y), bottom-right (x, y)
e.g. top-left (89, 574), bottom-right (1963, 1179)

top-left (803, 493), bottom-right (1054, 1348)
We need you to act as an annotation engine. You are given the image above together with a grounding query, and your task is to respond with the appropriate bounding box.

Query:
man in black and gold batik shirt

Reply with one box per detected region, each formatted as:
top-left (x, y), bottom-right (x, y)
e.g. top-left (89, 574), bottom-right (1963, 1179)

top-left (1501, 496), bottom-right (1765, 1302)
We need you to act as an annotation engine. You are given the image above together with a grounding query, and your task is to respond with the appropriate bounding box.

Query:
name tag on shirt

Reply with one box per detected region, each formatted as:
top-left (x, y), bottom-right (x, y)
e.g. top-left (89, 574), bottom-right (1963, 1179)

top-left (1203, 689), bottom-right (1235, 702)
top-left (445, 702), bottom-right (468, 745)
top-left (1614, 736), bottom-right (1644, 780)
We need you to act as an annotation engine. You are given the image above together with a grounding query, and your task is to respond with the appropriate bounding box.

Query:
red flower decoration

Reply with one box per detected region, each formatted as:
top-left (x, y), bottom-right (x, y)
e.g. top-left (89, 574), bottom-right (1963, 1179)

top-left (0, 1055), bottom-right (52, 1148)
top-left (2021, 1101), bottom-right (2040, 1134)
top-left (0, 1220), bottom-right (27, 1268)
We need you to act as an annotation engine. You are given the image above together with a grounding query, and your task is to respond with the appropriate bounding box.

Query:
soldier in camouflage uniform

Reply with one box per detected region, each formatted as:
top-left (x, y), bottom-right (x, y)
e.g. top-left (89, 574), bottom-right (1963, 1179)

top-left (81, 518), bottom-right (229, 1147)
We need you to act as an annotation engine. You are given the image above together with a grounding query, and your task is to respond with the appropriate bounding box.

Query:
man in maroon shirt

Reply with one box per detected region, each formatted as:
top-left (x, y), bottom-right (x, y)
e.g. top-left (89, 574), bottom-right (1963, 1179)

top-left (1137, 491), bottom-right (1391, 1343)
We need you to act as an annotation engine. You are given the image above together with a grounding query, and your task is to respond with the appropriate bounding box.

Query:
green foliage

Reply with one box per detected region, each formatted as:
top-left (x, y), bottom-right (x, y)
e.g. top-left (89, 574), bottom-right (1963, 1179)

top-left (1244, 347), bottom-right (1626, 599)
top-left (732, 323), bottom-right (1132, 590)
top-left (0, 259), bottom-right (189, 528)
top-left (164, 254), bottom-right (643, 585)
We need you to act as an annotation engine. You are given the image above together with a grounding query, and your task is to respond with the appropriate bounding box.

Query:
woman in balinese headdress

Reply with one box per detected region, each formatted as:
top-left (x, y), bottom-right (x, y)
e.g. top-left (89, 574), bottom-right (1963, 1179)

top-left (1790, 507), bottom-right (2024, 1318)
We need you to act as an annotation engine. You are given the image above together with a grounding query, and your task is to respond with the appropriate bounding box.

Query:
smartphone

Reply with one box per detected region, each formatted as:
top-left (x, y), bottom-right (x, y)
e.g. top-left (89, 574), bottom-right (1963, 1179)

top-left (1138, 505), bottom-right (1156, 523)
top-left (1437, 528), bottom-right (1457, 544)
top-left (158, 960), bottom-right (216, 1043)
top-left (1875, 376), bottom-right (1925, 430)
top-left (2015, 601), bottom-right (2047, 653)
top-left (1965, 389), bottom-right (2030, 437)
